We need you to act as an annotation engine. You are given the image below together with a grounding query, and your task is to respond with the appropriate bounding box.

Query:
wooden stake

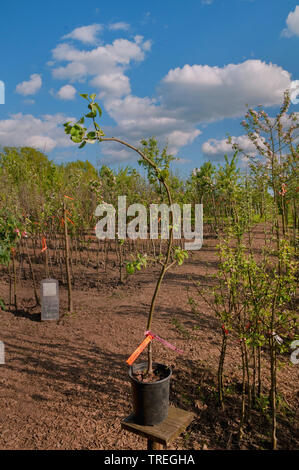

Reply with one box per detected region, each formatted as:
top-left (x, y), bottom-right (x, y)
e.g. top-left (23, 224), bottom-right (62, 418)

top-left (63, 200), bottom-right (73, 313)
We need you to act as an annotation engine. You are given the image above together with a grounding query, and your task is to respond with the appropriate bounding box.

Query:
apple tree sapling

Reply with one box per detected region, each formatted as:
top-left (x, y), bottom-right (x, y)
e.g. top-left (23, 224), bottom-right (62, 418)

top-left (64, 93), bottom-right (188, 376)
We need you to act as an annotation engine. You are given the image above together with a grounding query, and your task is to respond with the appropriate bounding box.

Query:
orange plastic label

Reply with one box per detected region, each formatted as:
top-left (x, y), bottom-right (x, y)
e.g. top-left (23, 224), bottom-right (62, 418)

top-left (126, 334), bottom-right (153, 366)
top-left (41, 237), bottom-right (47, 252)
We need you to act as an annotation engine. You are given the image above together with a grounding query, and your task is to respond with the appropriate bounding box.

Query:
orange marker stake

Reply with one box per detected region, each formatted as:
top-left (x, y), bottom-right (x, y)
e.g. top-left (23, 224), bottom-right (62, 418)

top-left (41, 237), bottom-right (47, 252)
top-left (126, 334), bottom-right (153, 366)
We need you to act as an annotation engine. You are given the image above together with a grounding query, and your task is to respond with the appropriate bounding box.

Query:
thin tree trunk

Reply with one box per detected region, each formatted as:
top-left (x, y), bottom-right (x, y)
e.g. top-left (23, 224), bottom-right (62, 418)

top-left (63, 201), bottom-right (73, 313)
top-left (12, 250), bottom-right (18, 313)
top-left (244, 341), bottom-right (252, 420)
top-left (238, 340), bottom-right (247, 443)
top-left (8, 261), bottom-right (12, 310)
top-left (25, 238), bottom-right (40, 306)
top-left (252, 346), bottom-right (257, 407)
top-left (257, 345), bottom-right (262, 398)
top-left (218, 330), bottom-right (227, 410)
top-left (269, 336), bottom-right (277, 450)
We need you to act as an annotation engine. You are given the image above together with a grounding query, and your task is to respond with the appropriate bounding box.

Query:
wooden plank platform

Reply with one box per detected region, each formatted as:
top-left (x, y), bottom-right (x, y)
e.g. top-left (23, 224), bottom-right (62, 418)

top-left (121, 406), bottom-right (195, 447)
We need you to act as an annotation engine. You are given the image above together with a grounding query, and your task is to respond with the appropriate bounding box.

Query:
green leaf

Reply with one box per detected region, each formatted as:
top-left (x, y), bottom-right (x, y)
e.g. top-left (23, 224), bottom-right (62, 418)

top-left (86, 131), bottom-right (96, 140)
top-left (80, 93), bottom-right (89, 100)
top-left (71, 135), bottom-right (83, 143)
top-left (126, 263), bottom-right (135, 274)
top-left (63, 122), bottom-right (73, 134)
top-left (85, 111), bottom-right (97, 118)
top-left (94, 102), bottom-right (102, 117)
top-left (70, 127), bottom-right (78, 136)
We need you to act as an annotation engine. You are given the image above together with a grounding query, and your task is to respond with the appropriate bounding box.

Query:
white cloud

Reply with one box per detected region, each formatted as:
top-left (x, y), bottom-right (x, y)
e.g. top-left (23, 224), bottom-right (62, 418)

top-left (201, 110), bottom-right (299, 162)
top-left (101, 95), bottom-right (201, 159)
top-left (140, 39), bottom-right (152, 51)
top-left (54, 53), bottom-right (291, 161)
top-left (99, 143), bottom-right (134, 164)
top-left (166, 129), bottom-right (201, 154)
top-left (281, 6), bottom-right (299, 38)
top-left (0, 113), bottom-right (75, 152)
top-left (62, 24), bottom-right (102, 44)
top-left (16, 74), bottom-right (42, 96)
top-left (108, 22), bottom-right (130, 31)
top-left (202, 135), bottom-right (255, 158)
top-left (14, 28), bottom-right (293, 165)
top-left (25, 135), bottom-right (57, 151)
top-left (57, 84), bottom-right (77, 100)
top-left (51, 36), bottom-right (151, 99)
top-left (278, 111), bottom-right (299, 129)
top-left (98, 59), bottom-right (289, 162)
top-left (49, 31), bottom-right (202, 160)
top-left (160, 60), bottom-right (291, 123)
top-left (91, 73), bottom-right (130, 98)
top-left (290, 80), bottom-right (299, 104)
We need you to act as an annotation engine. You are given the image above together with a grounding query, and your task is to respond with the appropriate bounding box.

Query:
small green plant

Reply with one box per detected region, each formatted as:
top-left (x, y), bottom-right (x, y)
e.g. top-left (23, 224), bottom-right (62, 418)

top-left (0, 210), bottom-right (22, 265)
top-left (125, 253), bottom-right (148, 274)
top-left (190, 92), bottom-right (298, 449)
top-left (0, 210), bottom-right (23, 311)
top-left (255, 394), bottom-right (270, 415)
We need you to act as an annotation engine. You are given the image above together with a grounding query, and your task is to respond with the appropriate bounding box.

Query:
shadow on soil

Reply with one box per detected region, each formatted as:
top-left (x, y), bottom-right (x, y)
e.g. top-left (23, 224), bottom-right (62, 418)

top-left (7, 307), bottom-right (41, 322)
top-left (3, 333), bottom-right (132, 418)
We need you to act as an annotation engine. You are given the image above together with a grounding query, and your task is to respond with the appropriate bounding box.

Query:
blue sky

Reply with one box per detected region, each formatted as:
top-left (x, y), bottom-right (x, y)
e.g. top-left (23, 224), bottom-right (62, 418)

top-left (0, 0), bottom-right (298, 177)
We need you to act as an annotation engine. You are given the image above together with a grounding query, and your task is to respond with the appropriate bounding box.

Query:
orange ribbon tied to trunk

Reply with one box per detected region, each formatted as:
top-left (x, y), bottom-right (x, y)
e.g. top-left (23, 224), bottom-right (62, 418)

top-left (126, 333), bottom-right (154, 366)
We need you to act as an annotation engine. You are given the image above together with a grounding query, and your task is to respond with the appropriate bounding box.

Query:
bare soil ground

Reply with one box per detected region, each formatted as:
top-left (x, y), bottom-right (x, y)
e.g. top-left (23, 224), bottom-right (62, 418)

top-left (0, 228), bottom-right (298, 450)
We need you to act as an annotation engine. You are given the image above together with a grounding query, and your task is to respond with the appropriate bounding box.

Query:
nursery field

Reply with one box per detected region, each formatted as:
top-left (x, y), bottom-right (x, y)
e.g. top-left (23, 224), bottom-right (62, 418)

top-left (0, 226), bottom-right (298, 450)
top-left (0, 93), bottom-right (298, 451)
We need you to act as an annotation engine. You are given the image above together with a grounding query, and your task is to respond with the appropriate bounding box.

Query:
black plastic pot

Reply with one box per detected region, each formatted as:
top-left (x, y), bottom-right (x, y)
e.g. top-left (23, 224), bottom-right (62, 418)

top-left (128, 362), bottom-right (172, 426)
